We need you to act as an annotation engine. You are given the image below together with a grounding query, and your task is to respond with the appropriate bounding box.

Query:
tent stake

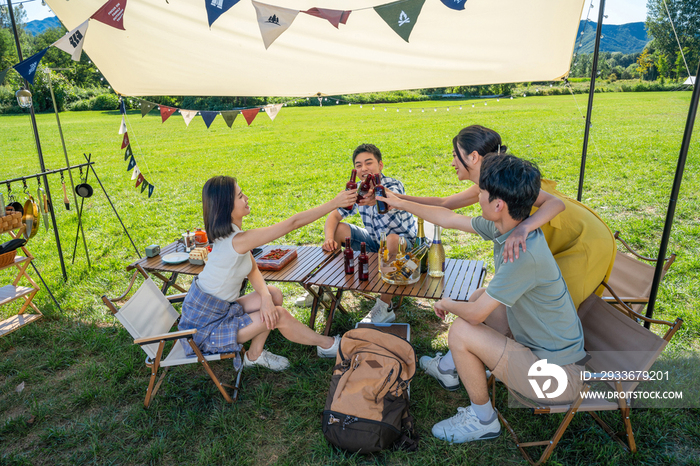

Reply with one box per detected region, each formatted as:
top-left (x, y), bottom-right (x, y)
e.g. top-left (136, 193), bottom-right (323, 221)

top-left (645, 58), bottom-right (700, 325)
top-left (577, 0), bottom-right (606, 202)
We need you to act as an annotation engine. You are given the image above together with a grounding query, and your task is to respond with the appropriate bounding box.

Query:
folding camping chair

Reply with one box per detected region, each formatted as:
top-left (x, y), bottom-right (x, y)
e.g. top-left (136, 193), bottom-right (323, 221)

top-left (602, 231), bottom-right (676, 316)
top-left (490, 283), bottom-right (683, 466)
top-left (102, 264), bottom-right (243, 408)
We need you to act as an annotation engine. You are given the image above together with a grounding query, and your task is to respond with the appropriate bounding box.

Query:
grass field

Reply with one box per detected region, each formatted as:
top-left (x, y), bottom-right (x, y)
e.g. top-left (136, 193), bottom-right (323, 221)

top-left (1, 92), bottom-right (699, 465)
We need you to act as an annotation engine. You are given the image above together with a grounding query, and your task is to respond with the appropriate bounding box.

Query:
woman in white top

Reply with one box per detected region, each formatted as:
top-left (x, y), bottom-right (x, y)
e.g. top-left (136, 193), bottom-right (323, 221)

top-left (179, 175), bottom-right (357, 371)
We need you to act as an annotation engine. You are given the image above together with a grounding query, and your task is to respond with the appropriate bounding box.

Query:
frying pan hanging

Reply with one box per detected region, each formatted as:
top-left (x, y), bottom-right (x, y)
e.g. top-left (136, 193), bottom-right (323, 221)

top-left (22, 196), bottom-right (40, 240)
top-left (75, 167), bottom-right (94, 198)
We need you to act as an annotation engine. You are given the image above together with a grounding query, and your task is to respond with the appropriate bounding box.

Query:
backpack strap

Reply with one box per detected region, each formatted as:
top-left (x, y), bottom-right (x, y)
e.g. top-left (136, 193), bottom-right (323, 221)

top-left (395, 411), bottom-right (419, 452)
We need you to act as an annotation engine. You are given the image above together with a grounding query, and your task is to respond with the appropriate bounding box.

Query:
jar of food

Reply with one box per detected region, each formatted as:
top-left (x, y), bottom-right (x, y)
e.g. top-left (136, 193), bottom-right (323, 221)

top-left (194, 228), bottom-right (208, 246)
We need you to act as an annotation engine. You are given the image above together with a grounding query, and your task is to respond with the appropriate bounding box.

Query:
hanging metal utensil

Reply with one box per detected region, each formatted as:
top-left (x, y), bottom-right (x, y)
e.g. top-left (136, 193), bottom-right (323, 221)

top-left (22, 196), bottom-right (40, 240)
top-left (75, 167), bottom-right (94, 198)
top-left (41, 188), bottom-right (49, 231)
top-left (61, 174), bottom-right (70, 210)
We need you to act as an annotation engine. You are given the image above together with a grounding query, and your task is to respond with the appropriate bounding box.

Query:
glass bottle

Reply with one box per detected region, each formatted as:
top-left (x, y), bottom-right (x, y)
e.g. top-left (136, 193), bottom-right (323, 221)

top-left (356, 173), bottom-right (373, 203)
top-left (379, 231), bottom-right (388, 262)
top-left (428, 224), bottom-right (445, 278)
top-left (344, 237), bottom-right (355, 274)
top-left (397, 243), bottom-right (430, 279)
top-left (415, 218), bottom-right (429, 273)
top-left (344, 169), bottom-right (358, 210)
top-left (358, 242), bottom-right (369, 281)
top-left (373, 174), bottom-right (388, 214)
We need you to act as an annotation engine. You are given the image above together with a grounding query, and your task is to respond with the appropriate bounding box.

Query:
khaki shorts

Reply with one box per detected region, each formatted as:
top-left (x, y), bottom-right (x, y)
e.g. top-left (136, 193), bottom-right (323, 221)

top-left (491, 338), bottom-right (584, 405)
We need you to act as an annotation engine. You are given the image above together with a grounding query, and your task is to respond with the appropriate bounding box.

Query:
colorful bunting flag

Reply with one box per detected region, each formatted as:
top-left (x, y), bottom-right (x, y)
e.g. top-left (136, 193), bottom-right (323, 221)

top-left (52, 19), bottom-right (89, 61)
top-left (121, 132), bottom-right (130, 149)
top-left (140, 100), bottom-right (156, 117)
top-left (119, 98), bottom-right (126, 115)
top-left (180, 109), bottom-right (197, 127)
top-left (439, 0), bottom-right (467, 11)
top-left (374, 0), bottom-right (426, 42)
top-left (148, 184), bottom-right (155, 198)
top-left (135, 173), bottom-right (145, 188)
top-left (118, 115), bottom-right (127, 134)
top-left (206, 0), bottom-right (241, 27)
top-left (252, 1), bottom-right (299, 49)
top-left (160, 106), bottom-right (177, 123)
top-left (127, 155), bottom-right (136, 171)
top-left (13, 48), bottom-right (49, 84)
top-left (241, 108), bottom-right (261, 126)
top-left (141, 181), bottom-right (148, 193)
top-left (220, 110), bottom-right (239, 128)
top-left (265, 103), bottom-right (282, 121)
top-left (91, 0), bottom-right (127, 30)
top-left (200, 111), bottom-right (218, 129)
top-left (131, 166), bottom-right (140, 180)
top-left (302, 8), bottom-right (350, 28)
top-left (124, 144), bottom-right (133, 161)
top-left (0, 68), bottom-right (8, 85)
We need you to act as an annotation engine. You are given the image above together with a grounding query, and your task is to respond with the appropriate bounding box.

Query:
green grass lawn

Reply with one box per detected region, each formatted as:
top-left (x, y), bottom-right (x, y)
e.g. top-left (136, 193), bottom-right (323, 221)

top-left (1, 92), bottom-right (699, 465)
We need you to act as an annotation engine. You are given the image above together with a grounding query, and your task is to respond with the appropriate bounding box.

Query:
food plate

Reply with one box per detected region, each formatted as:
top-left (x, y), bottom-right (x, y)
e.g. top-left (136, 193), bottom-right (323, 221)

top-left (162, 252), bottom-right (190, 264)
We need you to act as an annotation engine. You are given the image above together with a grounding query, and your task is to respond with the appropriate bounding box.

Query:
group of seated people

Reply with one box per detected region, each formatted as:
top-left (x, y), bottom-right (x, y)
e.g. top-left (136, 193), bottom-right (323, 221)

top-left (178, 124), bottom-right (617, 444)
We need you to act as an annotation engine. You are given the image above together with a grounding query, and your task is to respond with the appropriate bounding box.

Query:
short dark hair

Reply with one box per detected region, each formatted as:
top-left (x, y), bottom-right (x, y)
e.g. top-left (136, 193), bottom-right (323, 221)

top-left (479, 154), bottom-right (540, 221)
top-left (202, 175), bottom-right (237, 241)
top-left (352, 143), bottom-right (382, 163)
top-left (452, 125), bottom-right (507, 169)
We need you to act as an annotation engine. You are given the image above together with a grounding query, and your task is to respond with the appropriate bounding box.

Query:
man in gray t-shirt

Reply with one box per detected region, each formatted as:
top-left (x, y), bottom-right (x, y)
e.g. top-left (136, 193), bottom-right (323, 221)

top-left (379, 154), bottom-right (586, 444)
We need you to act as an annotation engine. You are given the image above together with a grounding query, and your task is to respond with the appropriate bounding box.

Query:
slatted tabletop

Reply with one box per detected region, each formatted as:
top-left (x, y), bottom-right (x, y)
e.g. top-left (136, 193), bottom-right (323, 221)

top-left (306, 252), bottom-right (485, 302)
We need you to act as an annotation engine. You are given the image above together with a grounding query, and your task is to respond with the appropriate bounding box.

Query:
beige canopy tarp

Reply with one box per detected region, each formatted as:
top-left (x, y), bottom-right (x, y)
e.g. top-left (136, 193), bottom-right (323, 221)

top-left (44, 0), bottom-right (585, 97)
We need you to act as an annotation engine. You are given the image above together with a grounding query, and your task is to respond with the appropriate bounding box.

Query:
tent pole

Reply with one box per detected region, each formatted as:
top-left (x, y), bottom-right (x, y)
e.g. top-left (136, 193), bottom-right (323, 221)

top-left (577, 0), bottom-right (606, 202)
top-left (645, 59), bottom-right (700, 325)
top-left (7, 0), bottom-right (68, 281)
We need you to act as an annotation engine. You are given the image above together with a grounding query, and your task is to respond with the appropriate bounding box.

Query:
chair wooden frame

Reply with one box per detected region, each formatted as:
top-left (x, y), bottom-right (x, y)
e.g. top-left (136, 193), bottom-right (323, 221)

top-left (102, 264), bottom-right (244, 408)
top-left (602, 231), bottom-right (676, 314)
top-left (490, 282), bottom-right (683, 466)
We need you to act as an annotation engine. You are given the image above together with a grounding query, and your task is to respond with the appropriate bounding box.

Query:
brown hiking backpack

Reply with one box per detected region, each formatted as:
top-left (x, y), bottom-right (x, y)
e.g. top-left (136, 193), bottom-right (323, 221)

top-left (322, 327), bottom-right (418, 453)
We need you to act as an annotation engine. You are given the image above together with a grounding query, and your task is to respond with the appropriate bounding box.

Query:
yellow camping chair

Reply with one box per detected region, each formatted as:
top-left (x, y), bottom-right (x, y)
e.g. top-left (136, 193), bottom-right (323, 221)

top-left (491, 283), bottom-right (682, 466)
top-left (602, 231), bottom-right (676, 316)
top-left (102, 265), bottom-right (243, 408)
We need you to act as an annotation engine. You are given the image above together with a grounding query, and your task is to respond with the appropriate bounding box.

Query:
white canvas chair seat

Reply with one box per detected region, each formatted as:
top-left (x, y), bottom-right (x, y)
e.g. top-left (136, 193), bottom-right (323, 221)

top-left (491, 286), bottom-right (683, 466)
top-left (102, 266), bottom-right (243, 407)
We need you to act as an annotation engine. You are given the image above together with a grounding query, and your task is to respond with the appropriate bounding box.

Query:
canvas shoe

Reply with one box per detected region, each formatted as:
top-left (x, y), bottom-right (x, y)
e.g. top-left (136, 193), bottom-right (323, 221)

top-left (419, 353), bottom-right (460, 391)
top-left (360, 299), bottom-right (396, 324)
top-left (295, 288), bottom-right (332, 307)
top-left (432, 406), bottom-right (501, 443)
top-left (243, 349), bottom-right (290, 371)
top-left (317, 335), bottom-right (341, 358)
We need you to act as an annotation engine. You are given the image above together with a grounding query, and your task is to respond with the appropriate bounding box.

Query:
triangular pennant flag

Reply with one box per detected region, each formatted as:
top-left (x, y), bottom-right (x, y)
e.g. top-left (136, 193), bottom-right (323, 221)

top-left (200, 111), bottom-right (218, 129)
top-left (220, 110), bottom-right (239, 128)
top-left (206, 0), bottom-right (241, 27)
top-left (13, 48), bottom-right (49, 84)
top-left (52, 19), bottom-right (89, 61)
top-left (130, 166), bottom-right (140, 180)
top-left (160, 106), bottom-right (177, 123)
top-left (135, 173), bottom-right (145, 188)
top-left (118, 115), bottom-right (127, 134)
top-left (0, 68), bottom-right (8, 85)
top-left (121, 132), bottom-right (130, 149)
top-left (265, 103), bottom-right (282, 121)
top-left (180, 109), bottom-right (197, 127)
top-left (302, 8), bottom-right (350, 28)
top-left (119, 98), bottom-right (126, 115)
top-left (124, 144), bottom-right (133, 161)
top-left (252, 1), bottom-right (299, 49)
top-left (140, 100), bottom-right (156, 117)
top-left (91, 0), bottom-right (127, 30)
top-left (148, 184), bottom-right (154, 198)
top-left (127, 155), bottom-right (136, 171)
top-left (141, 181), bottom-right (149, 193)
top-left (439, 0), bottom-right (467, 11)
top-left (241, 108), bottom-right (260, 126)
top-left (374, 0), bottom-right (426, 42)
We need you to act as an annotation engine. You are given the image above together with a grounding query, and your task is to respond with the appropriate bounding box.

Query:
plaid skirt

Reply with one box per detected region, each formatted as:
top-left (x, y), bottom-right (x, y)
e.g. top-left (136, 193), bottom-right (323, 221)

top-left (179, 278), bottom-right (253, 370)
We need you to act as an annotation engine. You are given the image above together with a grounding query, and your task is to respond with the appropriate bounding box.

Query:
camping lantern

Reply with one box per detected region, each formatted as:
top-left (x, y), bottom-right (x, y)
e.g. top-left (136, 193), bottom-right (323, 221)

top-left (15, 88), bottom-right (32, 108)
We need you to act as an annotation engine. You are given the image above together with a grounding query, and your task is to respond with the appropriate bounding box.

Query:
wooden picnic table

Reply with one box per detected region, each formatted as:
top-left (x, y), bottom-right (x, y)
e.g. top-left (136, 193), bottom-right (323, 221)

top-left (305, 252), bottom-right (486, 335)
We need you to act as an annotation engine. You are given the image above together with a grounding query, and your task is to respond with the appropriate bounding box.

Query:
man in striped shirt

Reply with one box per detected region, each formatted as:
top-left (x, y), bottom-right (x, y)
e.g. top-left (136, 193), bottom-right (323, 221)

top-left (322, 143), bottom-right (417, 323)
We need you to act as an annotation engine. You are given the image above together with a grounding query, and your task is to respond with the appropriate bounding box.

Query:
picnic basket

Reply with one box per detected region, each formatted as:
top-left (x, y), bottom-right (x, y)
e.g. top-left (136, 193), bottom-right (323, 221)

top-left (0, 250), bottom-right (17, 268)
top-left (0, 212), bottom-right (22, 235)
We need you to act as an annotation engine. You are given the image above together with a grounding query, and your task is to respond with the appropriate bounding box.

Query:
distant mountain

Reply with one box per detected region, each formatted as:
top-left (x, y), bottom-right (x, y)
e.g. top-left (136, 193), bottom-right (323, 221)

top-left (24, 16), bottom-right (62, 36)
top-left (575, 21), bottom-right (650, 54)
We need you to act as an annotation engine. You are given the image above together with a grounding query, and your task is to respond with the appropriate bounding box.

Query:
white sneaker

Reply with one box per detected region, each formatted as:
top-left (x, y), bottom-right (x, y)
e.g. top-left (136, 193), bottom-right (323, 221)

top-left (317, 335), bottom-right (341, 358)
top-left (432, 406), bottom-right (501, 443)
top-left (295, 288), bottom-right (332, 307)
top-left (419, 353), bottom-right (460, 391)
top-left (243, 349), bottom-right (290, 371)
top-left (360, 300), bottom-right (396, 324)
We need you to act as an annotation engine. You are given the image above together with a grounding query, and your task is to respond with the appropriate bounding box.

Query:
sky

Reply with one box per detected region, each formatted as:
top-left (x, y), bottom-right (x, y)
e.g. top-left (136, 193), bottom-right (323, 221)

top-left (15, 0), bottom-right (649, 24)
